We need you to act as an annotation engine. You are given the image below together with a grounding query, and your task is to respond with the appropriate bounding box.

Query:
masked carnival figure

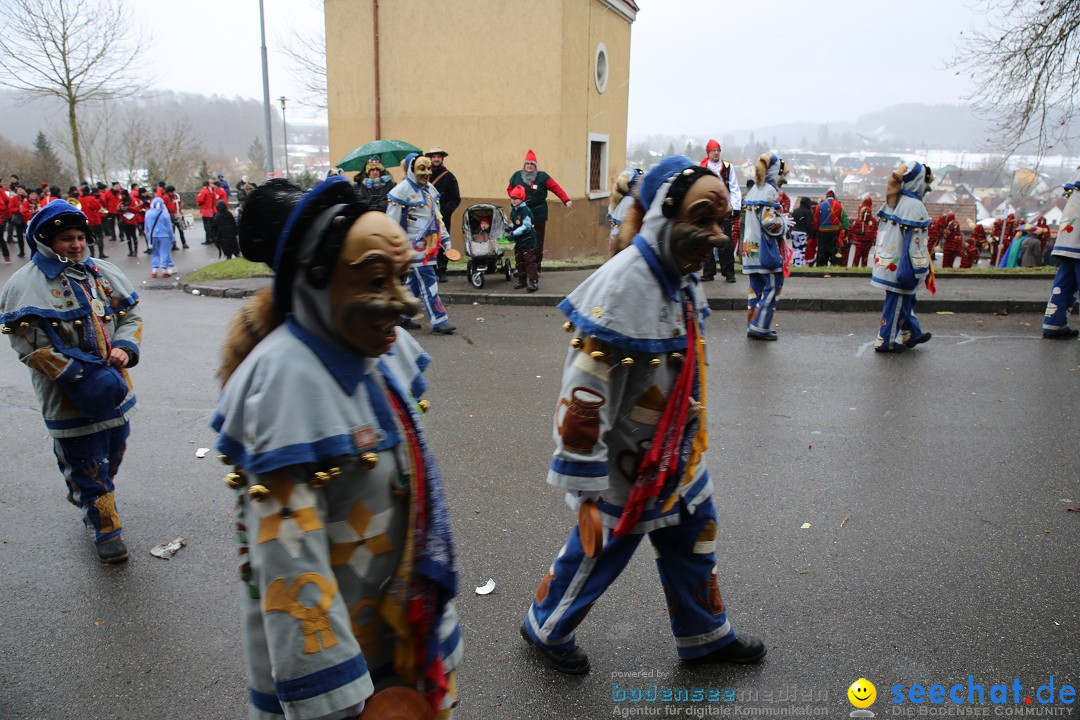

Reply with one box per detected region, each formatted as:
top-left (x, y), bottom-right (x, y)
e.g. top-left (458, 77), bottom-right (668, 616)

top-left (741, 153), bottom-right (791, 341)
top-left (386, 154), bottom-right (456, 335)
top-left (519, 156), bottom-right (767, 675)
top-left (213, 177), bottom-right (462, 719)
top-left (871, 163), bottom-right (934, 352)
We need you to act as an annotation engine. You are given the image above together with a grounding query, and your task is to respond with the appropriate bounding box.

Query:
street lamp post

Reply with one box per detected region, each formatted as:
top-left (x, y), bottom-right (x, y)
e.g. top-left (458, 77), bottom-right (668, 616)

top-left (279, 96), bottom-right (289, 179)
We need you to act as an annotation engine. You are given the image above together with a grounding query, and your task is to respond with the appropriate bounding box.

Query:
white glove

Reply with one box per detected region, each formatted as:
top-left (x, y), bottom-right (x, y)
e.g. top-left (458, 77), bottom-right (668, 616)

top-left (565, 490), bottom-right (602, 511)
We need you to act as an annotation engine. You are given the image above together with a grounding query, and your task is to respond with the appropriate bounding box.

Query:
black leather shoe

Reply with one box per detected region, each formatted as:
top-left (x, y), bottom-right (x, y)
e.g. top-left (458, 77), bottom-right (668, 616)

top-left (400, 318), bottom-right (422, 330)
top-left (904, 332), bottom-right (932, 348)
top-left (686, 635), bottom-right (766, 665)
top-left (99, 254), bottom-right (109, 259)
top-left (527, 282), bottom-right (538, 293)
top-left (513, 282), bottom-right (527, 289)
top-left (725, 276), bottom-right (737, 283)
top-left (96, 537), bottom-right (129, 564)
top-left (1044, 328), bottom-right (1080, 339)
top-left (437, 272), bottom-right (449, 283)
top-left (520, 625), bottom-right (590, 674)
top-left (747, 331), bottom-right (778, 341)
top-left (432, 323), bottom-right (456, 335)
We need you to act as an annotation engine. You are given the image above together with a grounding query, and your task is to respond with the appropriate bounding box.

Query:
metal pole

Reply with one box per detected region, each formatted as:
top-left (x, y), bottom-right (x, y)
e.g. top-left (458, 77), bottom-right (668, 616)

top-left (279, 97), bottom-right (289, 179)
top-left (259, 0), bottom-right (274, 177)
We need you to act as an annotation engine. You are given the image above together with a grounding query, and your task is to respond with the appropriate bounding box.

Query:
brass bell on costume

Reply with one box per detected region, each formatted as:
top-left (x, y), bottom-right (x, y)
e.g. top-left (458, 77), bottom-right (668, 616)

top-left (1, 326), bottom-right (11, 335)
top-left (570, 338), bottom-right (583, 349)
top-left (669, 352), bottom-right (684, 363)
top-left (358, 452), bottom-right (379, 470)
top-left (589, 350), bottom-right (605, 360)
top-left (309, 466), bottom-right (342, 488)
top-left (649, 358), bottom-right (662, 367)
top-left (620, 357), bottom-right (634, 367)
top-left (224, 472), bottom-right (245, 489)
top-left (418, 399), bottom-right (431, 413)
top-left (248, 484), bottom-right (271, 501)
top-left (563, 322), bottom-right (574, 333)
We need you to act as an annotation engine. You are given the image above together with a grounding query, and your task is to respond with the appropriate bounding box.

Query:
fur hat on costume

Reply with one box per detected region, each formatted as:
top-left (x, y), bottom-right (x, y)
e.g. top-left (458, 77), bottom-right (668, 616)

top-left (26, 201), bottom-right (89, 256)
top-left (609, 167), bottom-right (643, 214)
top-left (753, 153), bottom-right (788, 188)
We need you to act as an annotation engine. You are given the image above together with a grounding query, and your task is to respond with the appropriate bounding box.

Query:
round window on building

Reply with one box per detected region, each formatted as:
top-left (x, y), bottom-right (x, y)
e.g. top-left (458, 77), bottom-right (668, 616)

top-left (594, 43), bottom-right (609, 93)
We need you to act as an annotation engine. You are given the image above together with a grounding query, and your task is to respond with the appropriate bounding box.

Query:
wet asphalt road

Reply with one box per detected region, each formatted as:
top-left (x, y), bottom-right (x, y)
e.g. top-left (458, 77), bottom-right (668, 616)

top-left (0, 294), bottom-right (1077, 720)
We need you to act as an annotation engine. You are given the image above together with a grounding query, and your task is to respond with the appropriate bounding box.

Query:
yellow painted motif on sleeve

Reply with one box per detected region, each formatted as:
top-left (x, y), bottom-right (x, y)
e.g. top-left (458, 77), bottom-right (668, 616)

top-left (264, 573), bottom-right (340, 654)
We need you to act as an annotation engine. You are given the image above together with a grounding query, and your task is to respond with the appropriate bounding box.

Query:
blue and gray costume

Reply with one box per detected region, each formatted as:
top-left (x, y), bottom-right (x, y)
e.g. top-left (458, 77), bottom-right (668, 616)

top-left (741, 154), bottom-right (790, 338)
top-left (871, 163), bottom-right (933, 351)
top-left (0, 202), bottom-right (141, 543)
top-left (386, 154), bottom-right (453, 329)
top-left (1042, 177), bottom-right (1080, 337)
top-left (523, 157), bottom-right (744, 661)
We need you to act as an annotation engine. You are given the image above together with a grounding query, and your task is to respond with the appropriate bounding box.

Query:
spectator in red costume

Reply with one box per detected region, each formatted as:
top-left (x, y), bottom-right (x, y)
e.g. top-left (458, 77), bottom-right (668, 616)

top-left (79, 187), bottom-right (108, 259)
top-left (848, 197), bottom-right (877, 267)
top-left (1033, 216), bottom-right (1051, 254)
top-left (998, 213), bottom-right (1018, 264)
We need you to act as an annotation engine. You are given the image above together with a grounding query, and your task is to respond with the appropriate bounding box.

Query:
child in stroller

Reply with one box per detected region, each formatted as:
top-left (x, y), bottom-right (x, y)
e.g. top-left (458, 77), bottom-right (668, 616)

top-left (463, 203), bottom-right (514, 288)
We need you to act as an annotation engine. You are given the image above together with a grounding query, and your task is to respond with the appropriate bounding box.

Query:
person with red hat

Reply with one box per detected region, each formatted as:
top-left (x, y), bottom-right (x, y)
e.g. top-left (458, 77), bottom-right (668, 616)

top-left (507, 150), bottom-right (572, 274)
top-left (699, 139), bottom-right (741, 282)
top-left (508, 185), bottom-right (539, 291)
top-left (811, 190), bottom-right (848, 266)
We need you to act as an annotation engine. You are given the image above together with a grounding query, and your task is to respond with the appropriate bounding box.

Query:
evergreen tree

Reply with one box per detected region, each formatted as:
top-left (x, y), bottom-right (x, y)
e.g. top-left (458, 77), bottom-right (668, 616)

top-left (246, 136), bottom-right (267, 179)
top-left (31, 131), bottom-right (65, 186)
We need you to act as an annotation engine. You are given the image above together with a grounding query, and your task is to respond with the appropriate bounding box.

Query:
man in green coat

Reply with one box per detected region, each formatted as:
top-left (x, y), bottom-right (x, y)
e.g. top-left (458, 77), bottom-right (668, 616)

top-left (507, 149), bottom-right (572, 273)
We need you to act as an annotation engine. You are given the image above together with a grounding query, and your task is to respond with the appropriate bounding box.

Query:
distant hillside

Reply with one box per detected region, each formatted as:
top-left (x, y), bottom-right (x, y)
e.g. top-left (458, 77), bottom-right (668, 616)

top-left (0, 90), bottom-right (327, 160)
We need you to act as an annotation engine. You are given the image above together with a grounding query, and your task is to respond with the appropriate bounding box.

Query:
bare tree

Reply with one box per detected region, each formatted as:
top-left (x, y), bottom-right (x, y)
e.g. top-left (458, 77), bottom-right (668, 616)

top-left (0, 0), bottom-right (142, 182)
top-left (143, 117), bottom-right (205, 187)
top-left (954, 0), bottom-right (1080, 161)
top-left (279, 1), bottom-right (327, 112)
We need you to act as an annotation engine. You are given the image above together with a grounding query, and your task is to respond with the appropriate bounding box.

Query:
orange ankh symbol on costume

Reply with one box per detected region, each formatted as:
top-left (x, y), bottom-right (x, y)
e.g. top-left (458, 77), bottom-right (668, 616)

top-left (264, 573), bottom-right (340, 654)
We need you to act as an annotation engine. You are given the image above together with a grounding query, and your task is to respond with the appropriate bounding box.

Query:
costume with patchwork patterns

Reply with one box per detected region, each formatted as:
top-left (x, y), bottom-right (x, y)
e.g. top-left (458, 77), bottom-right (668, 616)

top-left (871, 162), bottom-right (933, 352)
top-left (740, 153), bottom-right (790, 339)
top-left (522, 157), bottom-right (760, 666)
top-left (0, 201), bottom-right (141, 548)
top-left (1041, 177), bottom-right (1080, 337)
top-left (214, 177), bottom-right (461, 720)
top-left (386, 154), bottom-right (454, 330)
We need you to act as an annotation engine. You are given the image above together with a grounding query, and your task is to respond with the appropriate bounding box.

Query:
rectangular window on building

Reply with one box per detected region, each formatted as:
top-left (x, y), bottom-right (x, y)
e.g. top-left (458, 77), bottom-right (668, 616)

top-left (587, 133), bottom-right (610, 199)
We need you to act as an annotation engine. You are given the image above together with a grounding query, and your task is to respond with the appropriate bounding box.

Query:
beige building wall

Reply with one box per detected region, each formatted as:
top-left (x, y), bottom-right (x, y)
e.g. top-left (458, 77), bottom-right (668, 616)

top-left (325, 0), bottom-right (636, 258)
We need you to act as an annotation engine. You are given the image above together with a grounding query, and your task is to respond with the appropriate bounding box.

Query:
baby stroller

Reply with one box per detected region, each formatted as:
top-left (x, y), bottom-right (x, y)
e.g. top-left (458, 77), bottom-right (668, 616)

top-left (462, 203), bottom-right (514, 288)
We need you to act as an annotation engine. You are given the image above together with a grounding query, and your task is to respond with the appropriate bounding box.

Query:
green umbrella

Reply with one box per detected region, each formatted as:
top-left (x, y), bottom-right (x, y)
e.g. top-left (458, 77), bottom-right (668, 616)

top-left (337, 139), bottom-right (423, 172)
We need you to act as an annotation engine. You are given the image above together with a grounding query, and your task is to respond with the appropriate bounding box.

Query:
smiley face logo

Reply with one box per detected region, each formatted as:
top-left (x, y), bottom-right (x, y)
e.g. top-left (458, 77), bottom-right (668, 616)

top-left (848, 678), bottom-right (876, 709)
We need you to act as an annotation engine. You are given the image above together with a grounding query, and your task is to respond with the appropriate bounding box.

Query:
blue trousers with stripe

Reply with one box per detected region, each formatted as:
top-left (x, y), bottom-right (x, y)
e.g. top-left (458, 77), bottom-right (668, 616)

top-left (876, 290), bottom-right (925, 351)
top-left (523, 499), bottom-right (737, 660)
top-left (407, 265), bottom-right (450, 328)
top-left (53, 423), bottom-right (130, 542)
top-left (747, 272), bottom-right (784, 337)
top-left (1043, 257), bottom-right (1080, 336)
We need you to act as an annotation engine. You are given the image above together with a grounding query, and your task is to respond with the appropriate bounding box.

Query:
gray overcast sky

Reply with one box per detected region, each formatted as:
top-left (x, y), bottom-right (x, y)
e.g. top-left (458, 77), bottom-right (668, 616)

top-left (127, 0), bottom-right (988, 134)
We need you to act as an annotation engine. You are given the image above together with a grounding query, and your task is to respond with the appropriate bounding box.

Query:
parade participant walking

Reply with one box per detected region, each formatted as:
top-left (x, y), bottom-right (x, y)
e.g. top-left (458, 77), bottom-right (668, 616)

top-left (699, 140), bottom-right (742, 282)
top-left (355, 157), bottom-right (394, 212)
top-left (812, 190), bottom-right (848, 266)
top-left (519, 156), bottom-right (766, 675)
top-left (427, 147), bottom-right (461, 283)
top-left (871, 163), bottom-right (934, 352)
top-left (508, 185), bottom-right (539, 291)
top-left (1041, 176), bottom-right (1080, 338)
top-left (214, 176), bottom-right (462, 719)
top-left (7, 185), bottom-right (27, 253)
top-left (606, 167), bottom-right (643, 258)
top-left (970, 224), bottom-right (988, 267)
top-left (79, 187), bottom-right (108, 259)
top-left (849, 197), bottom-right (877, 268)
top-left (387, 153), bottom-right (456, 334)
top-left (741, 153), bottom-right (791, 340)
top-left (196, 180), bottom-right (218, 246)
top-left (101, 182), bottom-right (121, 244)
top-left (998, 212), bottom-right (1018, 265)
top-left (144, 197), bottom-right (176, 278)
top-left (507, 150), bottom-right (572, 274)
top-left (941, 212), bottom-right (963, 268)
top-left (164, 185), bottom-right (188, 249)
top-left (0, 202), bottom-right (141, 564)
top-left (118, 190), bottom-right (139, 257)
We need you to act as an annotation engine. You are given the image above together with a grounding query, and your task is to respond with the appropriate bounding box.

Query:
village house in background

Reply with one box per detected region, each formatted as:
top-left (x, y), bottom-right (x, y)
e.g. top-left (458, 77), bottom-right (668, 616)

top-left (324, 0), bottom-right (637, 257)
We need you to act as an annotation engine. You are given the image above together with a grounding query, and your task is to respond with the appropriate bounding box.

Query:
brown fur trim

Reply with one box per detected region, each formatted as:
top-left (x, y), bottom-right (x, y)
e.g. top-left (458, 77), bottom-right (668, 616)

top-left (754, 153), bottom-right (771, 188)
top-left (613, 201), bottom-right (645, 255)
top-left (886, 164), bottom-right (906, 208)
top-left (609, 171), bottom-right (633, 214)
top-left (218, 287), bottom-right (284, 386)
